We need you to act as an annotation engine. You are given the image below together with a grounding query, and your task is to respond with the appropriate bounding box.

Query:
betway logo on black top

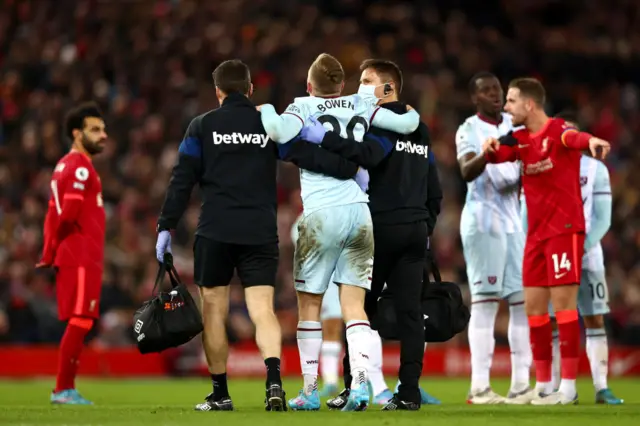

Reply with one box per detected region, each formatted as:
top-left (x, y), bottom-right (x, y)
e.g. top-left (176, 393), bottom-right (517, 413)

top-left (213, 132), bottom-right (270, 148)
top-left (395, 140), bottom-right (429, 158)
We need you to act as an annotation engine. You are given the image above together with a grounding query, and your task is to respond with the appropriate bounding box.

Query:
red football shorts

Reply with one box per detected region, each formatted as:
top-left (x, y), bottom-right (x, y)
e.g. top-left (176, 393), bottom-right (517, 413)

top-left (55, 266), bottom-right (102, 320)
top-left (523, 233), bottom-right (585, 287)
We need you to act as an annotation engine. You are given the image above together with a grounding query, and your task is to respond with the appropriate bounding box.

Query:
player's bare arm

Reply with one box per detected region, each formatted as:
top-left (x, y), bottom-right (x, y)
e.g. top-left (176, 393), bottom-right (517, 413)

top-left (460, 132), bottom-right (520, 182)
top-left (458, 152), bottom-right (488, 182)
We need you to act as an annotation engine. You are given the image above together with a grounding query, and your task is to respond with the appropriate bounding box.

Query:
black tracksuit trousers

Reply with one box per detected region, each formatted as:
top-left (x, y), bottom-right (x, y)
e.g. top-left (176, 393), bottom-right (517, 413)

top-left (342, 220), bottom-right (428, 404)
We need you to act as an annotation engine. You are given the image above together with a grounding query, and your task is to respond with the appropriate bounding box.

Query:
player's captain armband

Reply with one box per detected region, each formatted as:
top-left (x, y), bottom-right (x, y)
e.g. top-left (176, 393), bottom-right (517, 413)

top-left (561, 126), bottom-right (591, 149)
top-left (560, 125), bottom-right (578, 144)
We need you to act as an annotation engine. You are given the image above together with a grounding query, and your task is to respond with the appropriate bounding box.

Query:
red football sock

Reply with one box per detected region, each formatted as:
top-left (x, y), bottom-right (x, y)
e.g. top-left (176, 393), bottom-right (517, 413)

top-left (556, 310), bottom-right (580, 380)
top-left (55, 317), bottom-right (93, 393)
top-left (528, 314), bottom-right (552, 383)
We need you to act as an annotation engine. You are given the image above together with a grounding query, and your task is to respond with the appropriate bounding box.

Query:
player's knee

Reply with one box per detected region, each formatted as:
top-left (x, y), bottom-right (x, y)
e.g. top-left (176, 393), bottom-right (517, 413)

top-left (549, 285), bottom-right (579, 312)
top-left (297, 291), bottom-right (323, 321)
top-left (338, 284), bottom-right (366, 321)
top-left (523, 287), bottom-right (551, 316)
top-left (583, 315), bottom-right (604, 329)
top-left (525, 303), bottom-right (549, 317)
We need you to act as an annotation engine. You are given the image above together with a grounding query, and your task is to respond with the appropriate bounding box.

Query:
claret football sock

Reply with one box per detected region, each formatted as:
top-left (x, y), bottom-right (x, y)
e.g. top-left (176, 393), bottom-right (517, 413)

top-left (55, 317), bottom-right (93, 393)
top-left (527, 314), bottom-right (552, 390)
top-left (556, 310), bottom-right (580, 399)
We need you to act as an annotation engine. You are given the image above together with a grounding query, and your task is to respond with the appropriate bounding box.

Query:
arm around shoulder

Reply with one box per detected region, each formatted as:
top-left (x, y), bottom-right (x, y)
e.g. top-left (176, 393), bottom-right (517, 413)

top-left (260, 104), bottom-right (304, 143)
top-left (278, 137), bottom-right (359, 180)
top-left (319, 126), bottom-right (394, 169)
top-left (372, 108), bottom-right (420, 134)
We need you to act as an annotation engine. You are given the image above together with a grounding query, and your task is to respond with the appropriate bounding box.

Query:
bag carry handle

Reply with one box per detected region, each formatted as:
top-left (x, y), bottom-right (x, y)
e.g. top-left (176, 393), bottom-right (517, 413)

top-left (430, 256), bottom-right (442, 283)
top-left (423, 245), bottom-right (442, 284)
top-left (152, 253), bottom-right (183, 295)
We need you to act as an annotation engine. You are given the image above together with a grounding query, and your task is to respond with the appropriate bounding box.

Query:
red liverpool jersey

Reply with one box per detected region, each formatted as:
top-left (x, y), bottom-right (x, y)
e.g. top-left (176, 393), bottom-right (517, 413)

top-left (42, 151), bottom-right (106, 269)
top-left (487, 118), bottom-right (590, 242)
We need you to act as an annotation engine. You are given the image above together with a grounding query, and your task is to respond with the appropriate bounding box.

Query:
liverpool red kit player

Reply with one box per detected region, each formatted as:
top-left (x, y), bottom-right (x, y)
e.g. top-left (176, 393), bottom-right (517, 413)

top-left (482, 78), bottom-right (610, 405)
top-left (38, 102), bottom-right (107, 405)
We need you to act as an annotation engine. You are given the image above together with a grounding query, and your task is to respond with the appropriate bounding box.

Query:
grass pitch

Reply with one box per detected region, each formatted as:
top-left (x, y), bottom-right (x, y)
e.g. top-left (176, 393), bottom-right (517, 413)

top-left (0, 377), bottom-right (638, 426)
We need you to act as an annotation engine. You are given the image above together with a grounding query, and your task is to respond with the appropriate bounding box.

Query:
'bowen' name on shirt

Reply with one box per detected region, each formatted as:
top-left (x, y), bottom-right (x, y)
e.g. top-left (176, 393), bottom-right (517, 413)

top-left (316, 99), bottom-right (354, 112)
top-left (213, 132), bottom-right (270, 148)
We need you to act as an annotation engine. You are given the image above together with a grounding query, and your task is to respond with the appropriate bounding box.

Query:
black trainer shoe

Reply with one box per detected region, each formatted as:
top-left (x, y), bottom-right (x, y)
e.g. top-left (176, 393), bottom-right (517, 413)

top-left (326, 388), bottom-right (350, 410)
top-left (194, 392), bottom-right (234, 411)
top-left (265, 383), bottom-right (287, 412)
top-left (381, 395), bottom-right (420, 411)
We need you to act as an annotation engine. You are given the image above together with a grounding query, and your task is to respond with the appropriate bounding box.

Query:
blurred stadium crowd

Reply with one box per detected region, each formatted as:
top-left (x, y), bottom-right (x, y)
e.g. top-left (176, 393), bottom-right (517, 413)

top-left (0, 0), bottom-right (639, 347)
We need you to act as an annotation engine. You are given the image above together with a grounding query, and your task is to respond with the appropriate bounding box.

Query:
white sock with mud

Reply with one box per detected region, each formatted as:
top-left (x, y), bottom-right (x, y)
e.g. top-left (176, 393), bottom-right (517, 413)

top-left (297, 321), bottom-right (322, 395)
top-left (346, 320), bottom-right (372, 390)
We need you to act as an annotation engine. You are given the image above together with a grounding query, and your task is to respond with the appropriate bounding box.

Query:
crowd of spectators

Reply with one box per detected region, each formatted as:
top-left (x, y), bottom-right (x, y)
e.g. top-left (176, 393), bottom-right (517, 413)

top-left (1, 0), bottom-right (639, 347)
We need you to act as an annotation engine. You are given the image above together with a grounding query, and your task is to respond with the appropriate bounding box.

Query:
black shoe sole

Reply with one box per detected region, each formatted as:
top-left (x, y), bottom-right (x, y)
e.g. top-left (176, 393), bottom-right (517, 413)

top-left (195, 403), bottom-right (234, 411)
top-left (382, 406), bottom-right (420, 411)
top-left (268, 396), bottom-right (285, 411)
